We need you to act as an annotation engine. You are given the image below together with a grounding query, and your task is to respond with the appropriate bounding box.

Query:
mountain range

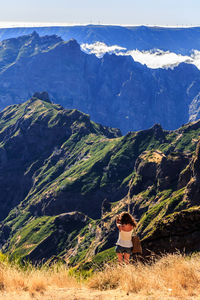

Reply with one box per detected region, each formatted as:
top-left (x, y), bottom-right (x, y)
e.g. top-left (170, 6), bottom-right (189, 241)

top-left (1, 32), bottom-right (200, 133)
top-left (0, 93), bottom-right (200, 266)
top-left (1, 25), bottom-right (200, 54)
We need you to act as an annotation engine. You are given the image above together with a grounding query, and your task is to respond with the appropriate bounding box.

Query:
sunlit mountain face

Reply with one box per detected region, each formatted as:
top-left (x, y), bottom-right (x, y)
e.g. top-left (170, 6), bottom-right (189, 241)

top-left (81, 42), bottom-right (200, 70)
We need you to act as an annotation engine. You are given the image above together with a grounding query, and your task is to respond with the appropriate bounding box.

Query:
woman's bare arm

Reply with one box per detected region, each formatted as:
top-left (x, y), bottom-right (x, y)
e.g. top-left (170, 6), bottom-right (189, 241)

top-left (116, 216), bottom-right (122, 231)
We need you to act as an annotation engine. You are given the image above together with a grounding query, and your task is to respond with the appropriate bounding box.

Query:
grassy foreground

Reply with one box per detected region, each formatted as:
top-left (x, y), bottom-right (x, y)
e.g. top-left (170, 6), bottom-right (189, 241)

top-left (0, 253), bottom-right (200, 299)
top-left (0, 260), bottom-right (78, 297)
top-left (89, 253), bottom-right (200, 298)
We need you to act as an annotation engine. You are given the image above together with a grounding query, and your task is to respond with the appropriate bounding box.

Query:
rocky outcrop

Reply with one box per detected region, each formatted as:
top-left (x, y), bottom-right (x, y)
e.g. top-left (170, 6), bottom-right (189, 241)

top-left (131, 149), bottom-right (190, 195)
top-left (183, 141), bottom-right (200, 205)
top-left (142, 207), bottom-right (200, 255)
top-left (131, 140), bottom-right (200, 257)
top-left (32, 92), bottom-right (51, 103)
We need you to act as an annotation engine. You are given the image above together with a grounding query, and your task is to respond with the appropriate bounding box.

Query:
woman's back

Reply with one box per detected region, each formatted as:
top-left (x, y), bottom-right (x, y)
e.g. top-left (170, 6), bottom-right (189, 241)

top-left (116, 228), bottom-right (133, 247)
top-left (118, 229), bottom-right (133, 240)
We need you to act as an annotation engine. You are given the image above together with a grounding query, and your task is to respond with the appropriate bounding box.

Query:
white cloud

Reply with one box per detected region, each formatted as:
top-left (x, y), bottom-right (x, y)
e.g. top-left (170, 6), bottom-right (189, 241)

top-left (81, 42), bottom-right (126, 58)
top-left (121, 49), bottom-right (192, 69)
top-left (190, 50), bottom-right (200, 70)
top-left (81, 42), bottom-right (200, 70)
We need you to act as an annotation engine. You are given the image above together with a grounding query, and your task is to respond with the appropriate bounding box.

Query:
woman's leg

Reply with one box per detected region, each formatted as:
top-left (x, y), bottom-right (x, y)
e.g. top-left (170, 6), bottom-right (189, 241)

top-left (124, 253), bottom-right (130, 264)
top-left (117, 253), bottom-right (123, 264)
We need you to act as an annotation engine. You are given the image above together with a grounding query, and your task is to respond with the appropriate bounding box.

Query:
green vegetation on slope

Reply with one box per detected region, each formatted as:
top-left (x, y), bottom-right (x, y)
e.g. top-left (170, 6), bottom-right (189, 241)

top-left (0, 96), bottom-right (200, 266)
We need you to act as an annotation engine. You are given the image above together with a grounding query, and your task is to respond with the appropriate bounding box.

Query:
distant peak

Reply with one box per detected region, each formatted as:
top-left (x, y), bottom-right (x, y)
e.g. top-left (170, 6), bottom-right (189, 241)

top-left (32, 30), bottom-right (39, 35)
top-left (31, 92), bottom-right (51, 103)
top-left (31, 31), bottom-right (39, 38)
top-left (151, 123), bottom-right (166, 142)
top-left (66, 39), bottom-right (80, 49)
top-left (152, 123), bottom-right (162, 130)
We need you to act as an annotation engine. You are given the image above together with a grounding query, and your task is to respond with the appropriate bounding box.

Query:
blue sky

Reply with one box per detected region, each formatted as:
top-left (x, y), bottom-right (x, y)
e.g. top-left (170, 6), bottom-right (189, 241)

top-left (0, 0), bottom-right (200, 26)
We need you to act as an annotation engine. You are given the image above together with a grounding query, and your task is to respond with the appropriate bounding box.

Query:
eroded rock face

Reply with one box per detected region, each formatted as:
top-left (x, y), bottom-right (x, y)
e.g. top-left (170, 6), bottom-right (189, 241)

top-left (157, 152), bottom-right (190, 190)
top-left (142, 208), bottom-right (200, 255)
top-left (183, 141), bottom-right (200, 205)
top-left (132, 149), bottom-right (190, 195)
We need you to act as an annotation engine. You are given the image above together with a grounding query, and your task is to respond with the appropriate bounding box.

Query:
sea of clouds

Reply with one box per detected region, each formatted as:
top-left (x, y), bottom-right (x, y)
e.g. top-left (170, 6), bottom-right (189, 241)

top-left (81, 42), bottom-right (200, 70)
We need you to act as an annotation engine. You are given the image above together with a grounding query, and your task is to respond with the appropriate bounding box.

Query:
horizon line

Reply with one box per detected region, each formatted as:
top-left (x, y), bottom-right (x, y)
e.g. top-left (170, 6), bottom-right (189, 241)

top-left (0, 22), bottom-right (200, 29)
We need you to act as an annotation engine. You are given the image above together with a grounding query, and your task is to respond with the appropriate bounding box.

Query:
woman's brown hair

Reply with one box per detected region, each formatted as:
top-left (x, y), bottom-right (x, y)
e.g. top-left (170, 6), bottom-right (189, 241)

top-left (118, 212), bottom-right (137, 228)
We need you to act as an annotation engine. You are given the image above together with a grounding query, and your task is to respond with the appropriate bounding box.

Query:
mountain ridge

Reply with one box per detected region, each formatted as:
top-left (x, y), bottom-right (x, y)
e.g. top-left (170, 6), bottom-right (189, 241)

top-left (1, 33), bottom-right (200, 133)
top-left (1, 25), bottom-right (200, 54)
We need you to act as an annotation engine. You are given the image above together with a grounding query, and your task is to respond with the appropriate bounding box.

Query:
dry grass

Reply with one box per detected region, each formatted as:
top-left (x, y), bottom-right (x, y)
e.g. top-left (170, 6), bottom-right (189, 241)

top-left (0, 261), bottom-right (79, 297)
top-left (1, 253), bottom-right (200, 299)
top-left (88, 253), bottom-right (200, 298)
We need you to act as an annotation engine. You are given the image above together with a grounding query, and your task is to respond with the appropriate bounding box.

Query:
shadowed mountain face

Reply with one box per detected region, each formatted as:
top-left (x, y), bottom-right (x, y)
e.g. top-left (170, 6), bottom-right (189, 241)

top-left (1, 96), bottom-right (200, 264)
top-left (0, 95), bottom-right (121, 223)
top-left (1, 33), bottom-right (200, 133)
top-left (1, 25), bottom-right (200, 54)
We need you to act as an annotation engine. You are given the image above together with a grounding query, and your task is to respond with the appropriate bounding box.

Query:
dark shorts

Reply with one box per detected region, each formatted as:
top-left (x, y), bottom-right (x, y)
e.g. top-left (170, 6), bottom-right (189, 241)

top-left (115, 245), bottom-right (133, 254)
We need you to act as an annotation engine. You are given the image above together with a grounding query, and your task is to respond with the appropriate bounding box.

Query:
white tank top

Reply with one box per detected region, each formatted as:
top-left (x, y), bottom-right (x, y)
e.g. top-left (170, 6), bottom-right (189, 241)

top-left (116, 229), bottom-right (133, 247)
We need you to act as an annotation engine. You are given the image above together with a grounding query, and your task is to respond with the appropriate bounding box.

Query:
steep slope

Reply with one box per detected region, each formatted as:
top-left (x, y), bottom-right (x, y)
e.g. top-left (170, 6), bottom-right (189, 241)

top-left (1, 33), bottom-right (200, 133)
top-left (1, 25), bottom-right (200, 54)
top-left (0, 92), bottom-right (121, 221)
top-left (1, 96), bottom-right (200, 265)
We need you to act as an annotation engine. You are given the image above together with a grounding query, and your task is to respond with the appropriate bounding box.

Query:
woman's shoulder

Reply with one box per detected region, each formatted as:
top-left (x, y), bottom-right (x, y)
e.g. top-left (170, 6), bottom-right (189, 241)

top-left (121, 224), bottom-right (134, 231)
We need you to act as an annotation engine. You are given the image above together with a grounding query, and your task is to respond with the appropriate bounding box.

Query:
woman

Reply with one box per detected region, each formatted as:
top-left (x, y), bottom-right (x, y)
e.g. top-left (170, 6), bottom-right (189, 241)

top-left (116, 212), bottom-right (137, 264)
